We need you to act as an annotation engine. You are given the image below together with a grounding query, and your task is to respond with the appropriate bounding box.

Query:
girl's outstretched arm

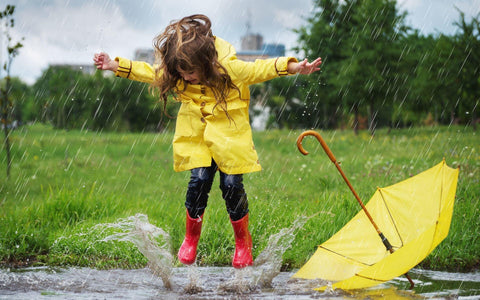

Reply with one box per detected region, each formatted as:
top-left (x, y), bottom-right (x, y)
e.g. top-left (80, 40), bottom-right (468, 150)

top-left (93, 52), bottom-right (157, 84)
top-left (287, 57), bottom-right (322, 75)
top-left (93, 52), bottom-right (119, 72)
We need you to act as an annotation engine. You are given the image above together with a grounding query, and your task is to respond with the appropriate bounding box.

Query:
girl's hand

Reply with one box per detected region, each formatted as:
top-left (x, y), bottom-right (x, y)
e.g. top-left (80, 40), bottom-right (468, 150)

top-left (93, 52), bottom-right (119, 72)
top-left (288, 57), bottom-right (322, 75)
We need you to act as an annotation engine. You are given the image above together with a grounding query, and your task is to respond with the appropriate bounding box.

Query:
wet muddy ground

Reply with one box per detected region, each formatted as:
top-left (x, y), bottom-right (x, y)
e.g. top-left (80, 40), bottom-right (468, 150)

top-left (1, 266), bottom-right (479, 299)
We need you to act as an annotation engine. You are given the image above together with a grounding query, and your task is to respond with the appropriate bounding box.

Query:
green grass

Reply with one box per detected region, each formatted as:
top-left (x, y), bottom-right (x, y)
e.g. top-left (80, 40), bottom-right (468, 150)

top-left (0, 123), bottom-right (478, 271)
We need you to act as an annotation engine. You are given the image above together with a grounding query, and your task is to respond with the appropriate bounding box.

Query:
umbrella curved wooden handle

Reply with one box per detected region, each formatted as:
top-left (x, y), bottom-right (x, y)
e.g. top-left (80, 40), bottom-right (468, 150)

top-left (296, 130), bottom-right (337, 163)
top-left (297, 130), bottom-right (383, 235)
top-left (296, 129), bottom-right (415, 289)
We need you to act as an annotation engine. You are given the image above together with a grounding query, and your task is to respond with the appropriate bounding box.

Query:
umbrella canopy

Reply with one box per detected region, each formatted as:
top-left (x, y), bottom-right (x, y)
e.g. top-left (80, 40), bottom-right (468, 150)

top-left (293, 131), bottom-right (459, 291)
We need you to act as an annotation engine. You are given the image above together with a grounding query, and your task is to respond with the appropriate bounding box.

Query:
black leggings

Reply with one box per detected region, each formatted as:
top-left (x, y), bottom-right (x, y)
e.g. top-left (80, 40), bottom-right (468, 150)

top-left (185, 160), bottom-right (248, 221)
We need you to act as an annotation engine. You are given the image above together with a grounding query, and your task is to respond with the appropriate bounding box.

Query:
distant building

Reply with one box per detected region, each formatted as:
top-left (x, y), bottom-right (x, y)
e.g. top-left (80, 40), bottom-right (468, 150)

top-left (262, 43), bottom-right (286, 57)
top-left (236, 50), bottom-right (270, 61)
top-left (241, 33), bottom-right (263, 51)
top-left (237, 33), bottom-right (285, 61)
top-left (134, 48), bottom-right (155, 64)
top-left (237, 43), bottom-right (286, 61)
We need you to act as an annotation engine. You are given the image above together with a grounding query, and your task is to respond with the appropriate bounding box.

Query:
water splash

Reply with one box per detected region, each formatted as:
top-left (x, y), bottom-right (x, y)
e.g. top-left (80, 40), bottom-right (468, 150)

top-left (182, 265), bottom-right (204, 294)
top-left (96, 214), bottom-right (174, 289)
top-left (18, 213), bottom-right (477, 298)
top-left (252, 215), bottom-right (311, 287)
top-left (217, 214), bottom-right (318, 294)
top-left (216, 268), bottom-right (258, 294)
top-left (71, 213), bottom-right (318, 294)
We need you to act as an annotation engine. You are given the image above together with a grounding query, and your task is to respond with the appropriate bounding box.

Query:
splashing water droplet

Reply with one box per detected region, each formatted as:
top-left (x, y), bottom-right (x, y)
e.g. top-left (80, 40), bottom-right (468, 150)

top-left (65, 213), bottom-right (323, 294)
top-left (252, 215), bottom-right (311, 288)
top-left (96, 214), bottom-right (174, 289)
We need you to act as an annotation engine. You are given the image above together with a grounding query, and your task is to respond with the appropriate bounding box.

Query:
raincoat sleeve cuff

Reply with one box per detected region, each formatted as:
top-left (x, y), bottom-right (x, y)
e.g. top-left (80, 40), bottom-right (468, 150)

top-left (114, 57), bottom-right (156, 84)
top-left (114, 57), bottom-right (132, 79)
top-left (275, 57), bottom-right (298, 76)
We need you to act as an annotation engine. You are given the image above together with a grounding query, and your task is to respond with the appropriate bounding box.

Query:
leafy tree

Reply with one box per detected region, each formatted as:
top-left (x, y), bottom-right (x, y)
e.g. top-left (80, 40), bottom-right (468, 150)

top-left (293, 0), bottom-right (350, 130)
top-left (32, 66), bottom-right (87, 129)
top-left (32, 67), bottom-right (170, 132)
top-left (389, 30), bottom-right (430, 128)
top-left (7, 77), bottom-right (32, 123)
top-left (412, 33), bottom-right (460, 125)
top-left (0, 4), bottom-right (23, 178)
top-left (411, 10), bottom-right (480, 129)
top-left (453, 10), bottom-right (480, 130)
top-left (294, 0), bottom-right (408, 134)
top-left (334, 0), bottom-right (408, 134)
top-left (89, 73), bottom-right (166, 132)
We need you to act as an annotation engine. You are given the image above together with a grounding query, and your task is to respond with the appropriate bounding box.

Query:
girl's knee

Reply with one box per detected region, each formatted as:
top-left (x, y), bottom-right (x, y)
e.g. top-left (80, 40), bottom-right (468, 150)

top-left (220, 174), bottom-right (248, 221)
top-left (189, 168), bottom-right (214, 190)
top-left (185, 166), bottom-right (216, 218)
top-left (220, 174), bottom-right (244, 191)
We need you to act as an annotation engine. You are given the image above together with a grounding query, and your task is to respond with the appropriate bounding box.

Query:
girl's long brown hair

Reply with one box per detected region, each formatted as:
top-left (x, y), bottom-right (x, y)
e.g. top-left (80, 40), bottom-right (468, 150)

top-left (152, 14), bottom-right (238, 118)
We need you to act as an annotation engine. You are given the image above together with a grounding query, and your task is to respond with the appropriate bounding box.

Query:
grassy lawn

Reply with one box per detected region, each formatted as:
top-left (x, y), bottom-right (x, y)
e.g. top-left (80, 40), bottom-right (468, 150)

top-left (0, 123), bottom-right (478, 271)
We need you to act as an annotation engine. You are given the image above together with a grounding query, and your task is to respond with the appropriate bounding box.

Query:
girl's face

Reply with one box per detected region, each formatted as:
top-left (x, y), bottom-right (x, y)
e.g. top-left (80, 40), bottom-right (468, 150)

top-left (178, 68), bottom-right (202, 85)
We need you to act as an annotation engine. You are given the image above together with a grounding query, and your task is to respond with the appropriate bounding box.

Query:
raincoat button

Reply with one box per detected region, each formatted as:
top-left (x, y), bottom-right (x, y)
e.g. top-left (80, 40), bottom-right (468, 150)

top-left (201, 102), bottom-right (206, 107)
top-left (201, 117), bottom-right (206, 123)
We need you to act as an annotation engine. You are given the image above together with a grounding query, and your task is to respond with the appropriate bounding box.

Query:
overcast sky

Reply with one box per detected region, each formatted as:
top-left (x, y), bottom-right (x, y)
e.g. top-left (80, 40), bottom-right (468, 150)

top-left (3, 0), bottom-right (480, 84)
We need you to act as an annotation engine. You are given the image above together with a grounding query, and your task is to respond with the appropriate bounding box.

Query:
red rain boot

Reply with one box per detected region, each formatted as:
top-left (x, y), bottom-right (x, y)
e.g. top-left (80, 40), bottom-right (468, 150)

top-left (230, 214), bottom-right (253, 268)
top-left (178, 211), bottom-right (203, 265)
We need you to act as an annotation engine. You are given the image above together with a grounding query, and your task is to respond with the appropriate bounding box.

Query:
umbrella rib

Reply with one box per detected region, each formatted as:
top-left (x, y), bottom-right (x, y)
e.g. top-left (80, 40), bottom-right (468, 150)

top-left (428, 159), bottom-right (446, 254)
top-left (353, 273), bottom-right (388, 283)
top-left (378, 188), bottom-right (404, 248)
top-left (320, 246), bottom-right (374, 267)
top-left (438, 160), bottom-right (445, 218)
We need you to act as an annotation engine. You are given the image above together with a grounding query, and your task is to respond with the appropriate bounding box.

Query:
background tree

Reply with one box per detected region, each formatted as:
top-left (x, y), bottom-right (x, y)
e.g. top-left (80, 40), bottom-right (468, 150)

top-left (412, 34), bottom-right (459, 125)
top-left (32, 67), bottom-right (172, 132)
top-left (293, 0), bottom-right (409, 134)
top-left (390, 31), bottom-right (431, 128)
top-left (8, 77), bottom-right (32, 124)
top-left (2, 2), bottom-right (478, 137)
top-left (32, 66), bottom-right (87, 129)
top-left (453, 10), bottom-right (480, 130)
top-left (293, 0), bottom-right (348, 130)
top-left (0, 4), bottom-right (23, 178)
top-left (348, 0), bottom-right (408, 135)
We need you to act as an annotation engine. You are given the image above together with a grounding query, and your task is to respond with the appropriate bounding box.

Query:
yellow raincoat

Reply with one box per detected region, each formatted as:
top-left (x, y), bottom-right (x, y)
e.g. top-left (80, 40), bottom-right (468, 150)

top-left (114, 37), bottom-right (298, 174)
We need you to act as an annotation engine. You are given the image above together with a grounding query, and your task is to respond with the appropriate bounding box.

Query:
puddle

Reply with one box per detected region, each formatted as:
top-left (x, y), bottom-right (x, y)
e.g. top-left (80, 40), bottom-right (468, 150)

top-left (1, 214), bottom-right (478, 299)
top-left (1, 266), bottom-right (479, 299)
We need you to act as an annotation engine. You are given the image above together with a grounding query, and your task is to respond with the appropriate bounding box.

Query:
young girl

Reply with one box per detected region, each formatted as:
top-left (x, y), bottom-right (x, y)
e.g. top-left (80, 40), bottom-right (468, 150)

top-left (93, 14), bottom-right (322, 268)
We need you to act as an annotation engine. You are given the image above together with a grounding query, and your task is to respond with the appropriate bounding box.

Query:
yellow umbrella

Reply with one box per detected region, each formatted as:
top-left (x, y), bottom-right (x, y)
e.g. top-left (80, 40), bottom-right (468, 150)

top-left (293, 130), bottom-right (459, 291)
